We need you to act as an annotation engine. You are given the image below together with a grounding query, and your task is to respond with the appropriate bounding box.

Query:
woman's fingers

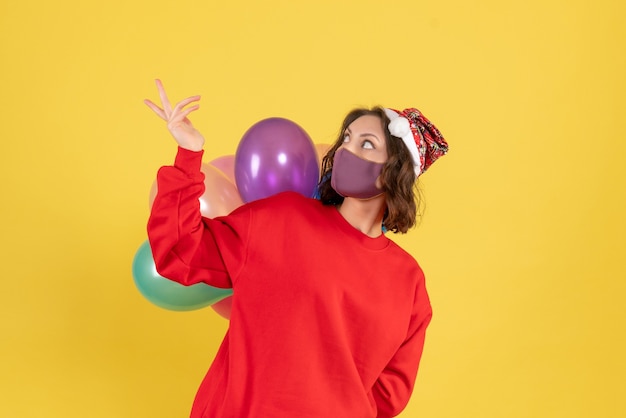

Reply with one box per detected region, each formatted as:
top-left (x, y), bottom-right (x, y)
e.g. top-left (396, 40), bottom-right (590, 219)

top-left (171, 95), bottom-right (201, 116)
top-left (145, 94), bottom-right (201, 122)
top-left (146, 79), bottom-right (205, 150)
top-left (155, 79), bottom-right (172, 116)
top-left (174, 104), bottom-right (200, 123)
top-left (143, 99), bottom-right (167, 120)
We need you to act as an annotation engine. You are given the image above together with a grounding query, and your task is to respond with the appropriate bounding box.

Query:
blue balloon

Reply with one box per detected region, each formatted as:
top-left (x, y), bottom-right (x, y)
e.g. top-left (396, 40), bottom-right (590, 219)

top-left (132, 240), bottom-right (233, 311)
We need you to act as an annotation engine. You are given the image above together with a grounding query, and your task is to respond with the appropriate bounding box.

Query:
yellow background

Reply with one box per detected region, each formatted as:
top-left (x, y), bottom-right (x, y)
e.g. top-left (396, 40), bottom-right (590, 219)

top-left (1, 0), bottom-right (624, 416)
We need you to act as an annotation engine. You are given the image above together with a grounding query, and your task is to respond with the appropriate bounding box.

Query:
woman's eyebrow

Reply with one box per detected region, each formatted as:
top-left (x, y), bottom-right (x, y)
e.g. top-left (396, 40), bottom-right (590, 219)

top-left (345, 127), bottom-right (381, 143)
top-left (360, 132), bottom-right (381, 143)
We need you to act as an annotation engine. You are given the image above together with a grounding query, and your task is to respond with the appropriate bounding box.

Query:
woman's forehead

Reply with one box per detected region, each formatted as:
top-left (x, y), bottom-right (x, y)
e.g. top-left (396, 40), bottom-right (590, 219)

top-left (348, 114), bottom-right (384, 131)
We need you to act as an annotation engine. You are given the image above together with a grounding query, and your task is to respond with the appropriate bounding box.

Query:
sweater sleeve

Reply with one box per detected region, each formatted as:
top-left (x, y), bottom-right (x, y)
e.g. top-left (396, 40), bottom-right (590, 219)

top-left (372, 275), bottom-right (433, 418)
top-left (147, 147), bottom-right (249, 289)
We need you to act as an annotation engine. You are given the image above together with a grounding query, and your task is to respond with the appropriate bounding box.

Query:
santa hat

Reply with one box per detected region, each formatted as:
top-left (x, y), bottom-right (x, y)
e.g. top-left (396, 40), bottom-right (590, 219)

top-left (384, 108), bottom-right (448, 177)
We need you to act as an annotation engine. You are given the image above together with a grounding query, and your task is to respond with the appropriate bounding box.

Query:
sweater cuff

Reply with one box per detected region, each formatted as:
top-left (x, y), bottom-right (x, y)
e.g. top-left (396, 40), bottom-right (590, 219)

top-left (174, 146), bottom-right (204, 177)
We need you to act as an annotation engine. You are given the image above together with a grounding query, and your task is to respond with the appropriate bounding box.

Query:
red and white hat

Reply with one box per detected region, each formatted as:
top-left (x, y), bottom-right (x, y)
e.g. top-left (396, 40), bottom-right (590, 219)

top-left (384, 108), bottom-right (448, 177)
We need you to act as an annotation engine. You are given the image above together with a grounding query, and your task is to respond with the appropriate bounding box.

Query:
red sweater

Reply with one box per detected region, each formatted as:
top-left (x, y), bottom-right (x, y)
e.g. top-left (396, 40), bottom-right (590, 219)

top-left (147, 147), bottom-right (432, 418)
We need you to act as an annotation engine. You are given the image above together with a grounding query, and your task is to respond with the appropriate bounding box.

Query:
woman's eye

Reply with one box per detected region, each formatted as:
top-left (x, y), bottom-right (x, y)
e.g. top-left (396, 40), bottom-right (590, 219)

top-left (362, 140), bottom-right (374, 150)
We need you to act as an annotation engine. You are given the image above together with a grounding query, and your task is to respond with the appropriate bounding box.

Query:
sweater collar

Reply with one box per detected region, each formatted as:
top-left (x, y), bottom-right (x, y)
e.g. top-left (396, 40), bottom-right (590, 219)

top-left (324, 204), bottom-right (390, 251)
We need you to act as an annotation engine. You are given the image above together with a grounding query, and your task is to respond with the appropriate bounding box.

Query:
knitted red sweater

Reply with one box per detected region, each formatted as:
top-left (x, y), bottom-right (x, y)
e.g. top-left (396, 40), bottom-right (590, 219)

top-left (147, 147), bottom-right (432, 418)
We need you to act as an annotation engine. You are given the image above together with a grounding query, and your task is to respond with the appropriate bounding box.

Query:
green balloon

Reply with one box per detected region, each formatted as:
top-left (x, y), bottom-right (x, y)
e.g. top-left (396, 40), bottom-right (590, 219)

top-left (132, 240), bottom-right (233, 311)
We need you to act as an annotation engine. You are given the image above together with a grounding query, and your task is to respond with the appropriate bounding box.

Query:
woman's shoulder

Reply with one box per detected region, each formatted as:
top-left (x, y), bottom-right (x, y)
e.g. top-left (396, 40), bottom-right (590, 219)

top-left (386, 239), bottom-right (424, 275)
top-left (249, 191), bottom-right (320, 210)
top-left (241, 192), bottom-right (328, 235)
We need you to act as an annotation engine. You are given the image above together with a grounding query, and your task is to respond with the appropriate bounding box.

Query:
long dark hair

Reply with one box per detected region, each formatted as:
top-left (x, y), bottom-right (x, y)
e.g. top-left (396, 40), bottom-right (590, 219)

top-left (317, 107), bottom-right (422, 233)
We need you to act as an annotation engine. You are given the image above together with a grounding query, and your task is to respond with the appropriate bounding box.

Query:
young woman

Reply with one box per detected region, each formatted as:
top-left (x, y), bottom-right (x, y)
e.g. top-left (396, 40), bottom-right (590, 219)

top-left (144, 79), bottom-right (448, 418)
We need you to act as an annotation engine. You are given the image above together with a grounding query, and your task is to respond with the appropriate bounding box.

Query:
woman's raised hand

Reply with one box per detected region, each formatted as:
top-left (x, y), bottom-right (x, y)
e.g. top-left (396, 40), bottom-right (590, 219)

top-left (144, 79), bottom-right (205, 152)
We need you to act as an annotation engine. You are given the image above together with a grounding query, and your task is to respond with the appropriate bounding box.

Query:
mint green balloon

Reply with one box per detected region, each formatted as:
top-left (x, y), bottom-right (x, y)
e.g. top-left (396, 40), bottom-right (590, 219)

top-left (132, 240), bottom-right (233, 311)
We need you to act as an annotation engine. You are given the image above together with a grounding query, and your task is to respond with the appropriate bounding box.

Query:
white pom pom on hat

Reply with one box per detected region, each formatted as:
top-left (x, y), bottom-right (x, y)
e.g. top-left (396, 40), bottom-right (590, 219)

top-left (384, 107), bottom-right (448, 178)
top-left (388, 117), bottom-right (411, 138)
top-left (384, 108), bottom-right (423, 176)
